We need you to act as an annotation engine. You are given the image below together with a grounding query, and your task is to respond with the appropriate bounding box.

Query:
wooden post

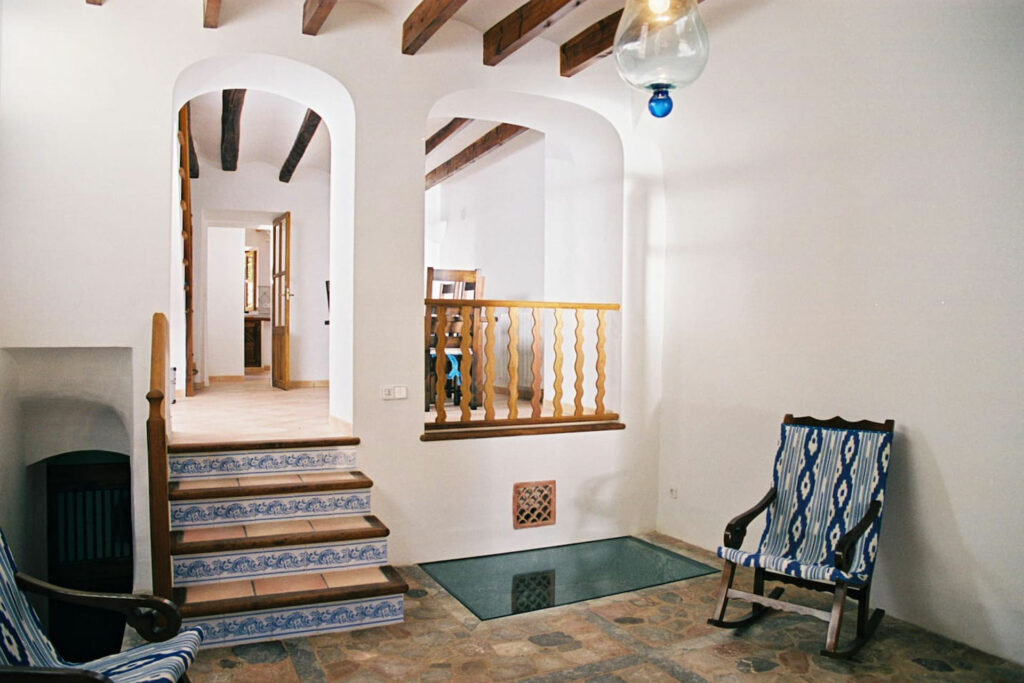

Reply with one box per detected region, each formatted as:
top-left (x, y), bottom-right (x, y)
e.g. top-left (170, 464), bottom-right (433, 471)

top-left (507, 307), bottom-right (519, 420)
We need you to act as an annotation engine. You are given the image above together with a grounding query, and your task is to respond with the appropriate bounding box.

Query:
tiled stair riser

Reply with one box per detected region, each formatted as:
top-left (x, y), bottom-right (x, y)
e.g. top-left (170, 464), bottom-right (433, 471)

top-left (170, 490), bottom-right (372, 529)
top-left (172, 539), bottom-right (388, 585)
top-left (169, 447), bottom-right (357, 480)
top-left (184, 595), bottom-right (404, 648)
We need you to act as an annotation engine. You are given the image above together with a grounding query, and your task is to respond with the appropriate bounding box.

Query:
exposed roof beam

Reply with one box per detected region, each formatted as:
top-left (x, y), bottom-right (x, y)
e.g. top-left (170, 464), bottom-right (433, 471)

top-left (186, 103), bottom-right (199, 179)
top-left (302, 0), bottom-right (338, 36)
top-left (220, 89), bottom-right (245, 172)
top-left (402, 0), bottom-right (471, 55)
top-left (426, 123), bottom-right (529, 189)
top-left (279, 109), bottom-right (322, 183)
top-left (203, 0), bottom-right (221, 28)
top-left (86, 0), bottom-right (103, 5)
top-left (561, 0), bottom-right (707, 77)
top-left (485, 0), bottom-right (585, 67)
top-left (425, 118), bottom-right (471, 155)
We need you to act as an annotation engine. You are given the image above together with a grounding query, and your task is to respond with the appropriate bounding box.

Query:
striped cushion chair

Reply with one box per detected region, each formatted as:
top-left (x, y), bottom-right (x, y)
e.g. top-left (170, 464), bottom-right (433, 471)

top-left (0, 528), bottom-right (202, 682)
top-left (708, 414), bottom-right (894, 658)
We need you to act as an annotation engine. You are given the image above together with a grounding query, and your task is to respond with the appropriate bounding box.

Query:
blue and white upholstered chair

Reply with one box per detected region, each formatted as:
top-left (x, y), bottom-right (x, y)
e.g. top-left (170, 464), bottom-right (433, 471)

top-left (708, 414), bottom-right (894, 658)
top-left (0, 528), bottom-right (202, 682)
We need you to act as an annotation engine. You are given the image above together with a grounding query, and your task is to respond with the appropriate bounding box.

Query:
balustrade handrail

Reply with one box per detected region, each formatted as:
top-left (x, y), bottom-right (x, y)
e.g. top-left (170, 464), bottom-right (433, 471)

top-left (146, 312), bottom-right (172, 599)
top-left (425, 298), bottom-right (620, 310)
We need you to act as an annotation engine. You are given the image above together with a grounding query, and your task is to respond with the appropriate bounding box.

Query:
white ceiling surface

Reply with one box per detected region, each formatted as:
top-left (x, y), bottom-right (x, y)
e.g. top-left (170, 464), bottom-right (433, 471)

top-left (189, 89), bottom-right (331, 176)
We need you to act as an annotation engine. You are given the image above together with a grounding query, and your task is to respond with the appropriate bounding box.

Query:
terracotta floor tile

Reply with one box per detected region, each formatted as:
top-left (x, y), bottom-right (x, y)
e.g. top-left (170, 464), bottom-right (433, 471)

top-left (174, 477), bottom-right (238, 490)
top-left (186, 580), bottom-right (253, 602)
top-left (321, 567), bottom-right (385, 588)
top-left (253, 573), bottom-right (327, 595)
top-left (236, 474), bottom-right (302, 486)
top-left (298, 472), bottom-right (358, 483)
top-left (243, 520), bottom-right (314, 537)
top-left (179, 525), bottom-right (246, 543)
top-left (308, 517), bottom-right (373, 531)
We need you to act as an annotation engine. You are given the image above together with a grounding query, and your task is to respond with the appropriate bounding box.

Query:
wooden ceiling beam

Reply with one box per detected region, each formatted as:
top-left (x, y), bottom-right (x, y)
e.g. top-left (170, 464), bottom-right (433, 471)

top-left (403, 0), bottom-right (471, 55)
top-left (302, 0), bottom-right (338, 36)
top-left (559, 8), bottom-right (620, 77)
top-left (85, 0), bottom-right (103, 6)
top-left (220, 89), bottom-right (245, 172)
top-left (186, 103), bottom-right (199, 179)
top-left (203, 0), bottom-right (221, 28)
top-left (426, 123), bottom-right (529, 189)
top-left (279, 109), bottom-right (322, 183)
top-left (561, 0), bottom-right (707, 77)
top-left (485, 0), bottom-right (585, 67)
top-left (425, 117), bottom-right (471, 155)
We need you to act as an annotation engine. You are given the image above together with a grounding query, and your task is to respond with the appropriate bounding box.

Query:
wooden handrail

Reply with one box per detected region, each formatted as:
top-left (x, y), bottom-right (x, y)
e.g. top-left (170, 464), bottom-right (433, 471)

top-left (146, 312), bottom-right (172, 599)
top-left (426, 298), bottom-right (620, 310)
top-left (425, 298), bottom-right (621, 434)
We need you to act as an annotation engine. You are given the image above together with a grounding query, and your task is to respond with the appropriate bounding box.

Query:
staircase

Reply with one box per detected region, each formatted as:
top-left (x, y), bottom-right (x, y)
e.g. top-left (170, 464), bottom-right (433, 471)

top-left (147, 316), bottom-right (406, 648)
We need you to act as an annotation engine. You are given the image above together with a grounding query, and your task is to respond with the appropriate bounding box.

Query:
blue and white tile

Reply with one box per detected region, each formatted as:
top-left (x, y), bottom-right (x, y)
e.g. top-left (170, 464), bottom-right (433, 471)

top-left (170, 490), bottom-right (372, 529)
top-left (169, 447), bottom-right (357, 480)
top-left (184, 595), bottom-right (404, 647)
top-left (172, 539), bottom-right (388, 585)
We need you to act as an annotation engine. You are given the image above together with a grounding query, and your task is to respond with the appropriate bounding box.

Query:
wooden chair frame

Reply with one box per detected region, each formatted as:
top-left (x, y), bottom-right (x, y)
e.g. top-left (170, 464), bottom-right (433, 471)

top-left (0, 572), bottom-right (191, 682)
top-left (708, 414), bottom-right (894, 659)
top-left (424, 267), bottom-right (484, 410)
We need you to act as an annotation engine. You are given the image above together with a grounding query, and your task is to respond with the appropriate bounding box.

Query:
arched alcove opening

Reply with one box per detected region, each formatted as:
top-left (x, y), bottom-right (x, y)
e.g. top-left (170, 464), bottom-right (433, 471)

top-left (170, 54), bottom-right (356, 427)
top-left (422, 90), bottom-right (624, 429)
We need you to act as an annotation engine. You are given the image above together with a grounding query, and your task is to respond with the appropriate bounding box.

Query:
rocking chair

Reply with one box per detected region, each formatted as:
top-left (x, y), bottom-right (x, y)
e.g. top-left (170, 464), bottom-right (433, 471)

top-left (0, 528), bottom-right (202, 682)
top-left (708, 414), bottom-right (894, 658)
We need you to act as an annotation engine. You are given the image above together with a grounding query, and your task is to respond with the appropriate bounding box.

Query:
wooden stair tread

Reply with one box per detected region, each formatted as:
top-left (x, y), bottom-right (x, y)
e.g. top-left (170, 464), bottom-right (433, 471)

top-left (168, 436), bottom-right (360, 454)
top-left (177, 565), bottom-right (408, 618)
top-left (168, 470), bottom-right (372, 500)
top-left (171, 515), bottom-right (388, 554)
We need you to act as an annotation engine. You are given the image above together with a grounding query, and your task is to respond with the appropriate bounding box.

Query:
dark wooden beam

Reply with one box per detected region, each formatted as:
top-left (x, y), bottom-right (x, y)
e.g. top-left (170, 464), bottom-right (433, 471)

top-left (485, 0), bottom-right (585, 67)
top-left (402, 0), bottom-right (470, 55)
top-left (425, 118), bottom-right (471, 155)
top-left (220, 89), bottom-right (245, 172)
top-left (186, 103), bottom-right (199, 179)
top-left (279, 109), bottom-right (322, 183)
top-left (559, 9), bottom-right (621, 77)
top-left (302, 0), bottom-right (338, 35)
top-left (425, 123), bottom-right (529, 189)
top-left (86, 0), bottom-right (103, 5)
top-left (561, 0), bottom-right (707, 77)
top-left (203, 0), bottom-right (221, 28)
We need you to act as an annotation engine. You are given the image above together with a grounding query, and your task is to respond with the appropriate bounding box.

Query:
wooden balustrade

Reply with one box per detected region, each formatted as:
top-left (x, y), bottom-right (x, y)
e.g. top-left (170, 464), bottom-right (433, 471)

top-left (146, 312), bottom-right (172, 598)
top-left (423, 298), bottom-right (624, 440)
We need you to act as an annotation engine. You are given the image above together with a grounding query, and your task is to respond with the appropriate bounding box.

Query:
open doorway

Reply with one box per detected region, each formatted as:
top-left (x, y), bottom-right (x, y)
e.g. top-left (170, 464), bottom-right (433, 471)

top-left (169, 83), bottom-right (348, 443)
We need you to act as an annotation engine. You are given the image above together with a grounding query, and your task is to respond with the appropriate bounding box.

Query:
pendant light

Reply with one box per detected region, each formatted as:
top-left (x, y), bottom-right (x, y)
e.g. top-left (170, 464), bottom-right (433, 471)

top-left (613, 0), bottom-right (709, 118)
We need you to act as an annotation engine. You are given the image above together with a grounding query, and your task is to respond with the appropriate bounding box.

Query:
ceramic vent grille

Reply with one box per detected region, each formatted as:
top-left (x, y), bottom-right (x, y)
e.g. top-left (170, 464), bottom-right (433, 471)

top-left (513, 480), bottom-right (556, 529)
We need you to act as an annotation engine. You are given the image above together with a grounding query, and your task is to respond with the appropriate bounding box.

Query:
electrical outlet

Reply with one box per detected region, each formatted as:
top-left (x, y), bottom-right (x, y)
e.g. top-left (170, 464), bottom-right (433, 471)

top-left (380, 385), bottom-right (394, 400)
top-left (380, 385), bottom-right (408, 400)
top-left (668, 487), bottom-right (679, 500)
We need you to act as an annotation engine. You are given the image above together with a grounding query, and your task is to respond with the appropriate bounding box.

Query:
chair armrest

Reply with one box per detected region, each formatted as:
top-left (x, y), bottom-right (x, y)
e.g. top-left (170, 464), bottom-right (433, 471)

top-left (723, 488), bottom-right (776, 549)
top-left (834, 500), bottom-right (882, 572)
top-left (14, 573), bottom-right (182, 643)
top-left (0, 666), bottom-right (110, 682)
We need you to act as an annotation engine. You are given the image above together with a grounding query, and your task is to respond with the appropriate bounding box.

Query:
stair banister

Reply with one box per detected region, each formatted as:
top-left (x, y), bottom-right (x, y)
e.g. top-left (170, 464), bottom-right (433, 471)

top-left (147, 312), bottom-right (172, 599)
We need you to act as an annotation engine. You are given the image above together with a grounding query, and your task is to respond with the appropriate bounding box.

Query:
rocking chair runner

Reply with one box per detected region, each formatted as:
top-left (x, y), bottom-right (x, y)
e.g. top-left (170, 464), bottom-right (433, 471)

top-left (0, 528), bottom-right (202, 682)
top-left (708, 414), bottom-right (894, 658)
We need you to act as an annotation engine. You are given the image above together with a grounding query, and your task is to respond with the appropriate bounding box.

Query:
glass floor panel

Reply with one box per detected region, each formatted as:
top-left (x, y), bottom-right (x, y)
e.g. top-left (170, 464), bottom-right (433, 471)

top-left (419, 536), bottom-right (716, 620)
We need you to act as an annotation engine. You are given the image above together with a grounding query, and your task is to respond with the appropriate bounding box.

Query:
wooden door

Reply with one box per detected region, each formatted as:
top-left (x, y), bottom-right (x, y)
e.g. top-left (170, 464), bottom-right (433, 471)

top-left (178, 105), bottom-right (196, 396)
top-left (272, 212), bottom-right (291, 390)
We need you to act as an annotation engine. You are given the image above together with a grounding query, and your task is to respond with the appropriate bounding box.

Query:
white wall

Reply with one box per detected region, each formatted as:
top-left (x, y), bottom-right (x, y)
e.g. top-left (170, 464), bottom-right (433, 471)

top-left (655, 0), bottom-right (1024, 663)
top-left (205, 227), bottom-right (245, 378)
top-left (0, 351), bottom-right (26, 562)
top-left (430, 132), bottom-right (546, 300)
top-left (0, 1), bottom-right (662, 602)
top-left (192, 163), bottom-right (331, 384)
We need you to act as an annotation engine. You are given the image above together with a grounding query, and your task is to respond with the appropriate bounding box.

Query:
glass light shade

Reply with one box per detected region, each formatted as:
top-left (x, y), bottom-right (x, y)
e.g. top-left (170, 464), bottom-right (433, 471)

top-left (613, 0), bottom-right (709, 117)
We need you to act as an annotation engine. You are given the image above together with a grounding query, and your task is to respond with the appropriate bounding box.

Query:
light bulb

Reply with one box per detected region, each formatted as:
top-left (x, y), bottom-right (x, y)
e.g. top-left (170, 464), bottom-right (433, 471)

top-left (613, 0), bottom-right (709, 117)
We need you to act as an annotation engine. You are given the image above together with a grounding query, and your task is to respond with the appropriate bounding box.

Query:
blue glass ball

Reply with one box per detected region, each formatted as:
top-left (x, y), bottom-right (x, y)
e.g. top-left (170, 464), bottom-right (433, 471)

top-left (648, 90), bottom-right (673, 118)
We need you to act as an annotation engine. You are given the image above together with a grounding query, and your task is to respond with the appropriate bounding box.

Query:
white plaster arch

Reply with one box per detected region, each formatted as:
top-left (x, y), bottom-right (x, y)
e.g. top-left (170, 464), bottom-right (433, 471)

top-left (170, 54), bottom-right (355, 422)
top-left (427, 89), bottom-right (625, 411)
top-left (21, 398), bottom-right (131, 466)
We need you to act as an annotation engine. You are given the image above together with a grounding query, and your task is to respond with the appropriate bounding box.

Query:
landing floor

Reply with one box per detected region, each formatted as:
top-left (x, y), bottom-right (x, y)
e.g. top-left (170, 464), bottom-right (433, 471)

top-left (187, 533), bottom-right (1021, 681)
top-left (170, 374), bottom-right (349, 446)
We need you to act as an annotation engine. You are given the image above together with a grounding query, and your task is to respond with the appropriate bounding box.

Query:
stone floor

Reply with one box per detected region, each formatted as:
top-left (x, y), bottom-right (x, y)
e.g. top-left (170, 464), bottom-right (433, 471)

top-left (188, 534), bottom-right (1023, 682)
